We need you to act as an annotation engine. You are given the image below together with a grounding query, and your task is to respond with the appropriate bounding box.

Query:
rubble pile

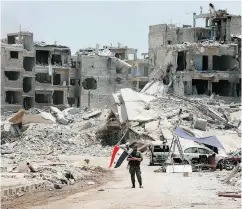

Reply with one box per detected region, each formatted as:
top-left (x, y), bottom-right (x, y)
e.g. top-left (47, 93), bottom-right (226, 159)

top-left (1, 107), bottom-right (113, 163)
top-left (221, 163), bottom-right (242, 190)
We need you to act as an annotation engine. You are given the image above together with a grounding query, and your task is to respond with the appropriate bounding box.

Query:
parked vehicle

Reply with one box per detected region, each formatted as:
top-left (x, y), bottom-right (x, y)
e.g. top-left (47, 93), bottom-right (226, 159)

top-left (166, 138), bottom-right (228, 167)
top-left (222, 149), bottom-right (241, 170)
top-left (149, 141), bottom-right (170, 166)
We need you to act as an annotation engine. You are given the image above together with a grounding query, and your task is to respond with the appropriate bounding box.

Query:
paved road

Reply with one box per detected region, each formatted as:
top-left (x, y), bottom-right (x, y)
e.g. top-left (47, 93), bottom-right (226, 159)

top-left (29, 158), bottom-right (240, 209)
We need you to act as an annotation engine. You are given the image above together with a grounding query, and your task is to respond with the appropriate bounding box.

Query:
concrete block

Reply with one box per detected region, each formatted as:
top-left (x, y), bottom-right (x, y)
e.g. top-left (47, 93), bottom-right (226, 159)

top-left (194, 118), bottom-right (207, 131)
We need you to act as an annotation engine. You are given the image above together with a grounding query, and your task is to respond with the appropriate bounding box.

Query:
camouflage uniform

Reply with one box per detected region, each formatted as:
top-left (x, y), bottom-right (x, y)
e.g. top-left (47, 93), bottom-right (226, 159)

top-left (128, 151), bottom-right (143, 187)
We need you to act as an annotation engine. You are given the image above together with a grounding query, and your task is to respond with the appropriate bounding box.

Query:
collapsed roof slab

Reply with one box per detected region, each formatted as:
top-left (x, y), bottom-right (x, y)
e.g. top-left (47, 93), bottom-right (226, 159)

top-left (163, 43), bottom-right (238, 56)
top-left (177, 71), bottom-right (241, 82)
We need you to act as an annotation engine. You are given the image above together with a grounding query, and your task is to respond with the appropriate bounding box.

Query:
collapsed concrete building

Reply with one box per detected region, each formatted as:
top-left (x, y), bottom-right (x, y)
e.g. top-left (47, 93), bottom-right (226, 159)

top-left (127, 55), bottom-right (149, 91)
top-left (1, 35), bottom-right (135, 112)
top-left (148, 5), bottom-right (241, 97)
top-left (77, 43), bottom-right (138, 60)
top-left (1, 32), bottom-right (35, 112)
top-left (1, 32), bottom-right (74, 112)
top-left (34, 42), bottom-right (72, 108)
top-left (72, 53), bottom-right (132, 109)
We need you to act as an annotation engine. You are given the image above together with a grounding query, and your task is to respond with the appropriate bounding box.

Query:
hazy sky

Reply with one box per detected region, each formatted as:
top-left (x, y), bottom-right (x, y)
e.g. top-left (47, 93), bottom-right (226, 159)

top-left (1, 1), bottom-right (241, 56)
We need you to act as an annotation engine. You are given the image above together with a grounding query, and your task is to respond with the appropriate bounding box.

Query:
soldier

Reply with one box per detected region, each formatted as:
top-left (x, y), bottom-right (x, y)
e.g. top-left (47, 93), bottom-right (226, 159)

top-left (127, 146), bottom-right (143, 188)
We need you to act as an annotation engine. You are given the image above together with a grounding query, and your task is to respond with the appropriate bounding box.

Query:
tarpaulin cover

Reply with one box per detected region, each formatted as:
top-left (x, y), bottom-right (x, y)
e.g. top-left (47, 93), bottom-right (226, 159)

top-left (174, 127), bottom-right (224, 149)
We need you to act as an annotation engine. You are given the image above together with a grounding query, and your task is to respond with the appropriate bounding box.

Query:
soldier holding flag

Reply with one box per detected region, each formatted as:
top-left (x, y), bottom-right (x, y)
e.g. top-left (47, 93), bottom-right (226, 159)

top-left (127, 146), bottom-right (143, 188)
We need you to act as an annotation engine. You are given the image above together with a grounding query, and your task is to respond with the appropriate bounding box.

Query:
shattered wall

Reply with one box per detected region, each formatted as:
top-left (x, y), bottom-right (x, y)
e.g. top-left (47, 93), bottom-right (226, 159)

top-left (149, 24), bottom-right (210, 49)
top-left (79, 55), bottom-right (130, 109)
top-left (230, 16), bottom-right (241, 35)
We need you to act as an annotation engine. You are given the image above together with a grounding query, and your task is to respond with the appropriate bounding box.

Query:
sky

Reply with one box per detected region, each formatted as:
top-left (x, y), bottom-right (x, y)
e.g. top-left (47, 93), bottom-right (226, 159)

top-left (1, 1), bottom-right (241, 56)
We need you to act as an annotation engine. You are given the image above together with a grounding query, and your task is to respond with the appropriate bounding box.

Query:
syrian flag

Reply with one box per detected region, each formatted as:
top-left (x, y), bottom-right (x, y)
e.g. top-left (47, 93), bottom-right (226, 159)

top-left (109, 146), bottom-right (129, 168)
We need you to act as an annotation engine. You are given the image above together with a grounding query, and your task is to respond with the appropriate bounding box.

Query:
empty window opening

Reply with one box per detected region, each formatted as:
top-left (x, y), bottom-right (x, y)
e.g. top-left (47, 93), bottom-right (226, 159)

top-left (35, 93), bottom-right (52, 103)
top-left (36, 50), bottom-right (49, 65)
top-left (68, 97), bottom-right (76, 107)
top-left (144, 67), bottom-right (149, 77)
top-left (194, 56), bottom-right (208, 71)
top-left (71, 61), bottom-right (76, 68)
top-left (115, 53), bottom-right (120, 58)
top-left (51, 54), bottom-right (62, 66)
top-left (23, 97), bottom-right (33, 110)
top-left (70, 79), bottom-right (75, 86)
top-left (5, 91), bottom-right (21, 104)
top-left (116, 68), bottom-right (122, 74)
top-left (36, 73), bottom-right (51, 83)
top-left (82, 77), bottom-right (97, 90)
top-left (212, 80), bottom-right (231, 96)
top-left (10, 51), bottom-right (18, 59)
top-left (77, 97), bottom-right (80, 107)
top-left (53, 91), bottom-right (64, 105)
top-left (23, 77), bottom-right (32, 93)
top-left (202, 56), bottom-right (208, 71)
top-left (4, 71), bottom-right (20, 80)
top-left (63, 54), bottom-right (68, 64)
top-left (23, 57), bottom-right (35, 71)
top-left (168, 40), bottom-right (172, 45)
top-left (213, 55), bottom-right (234, 71)
top-left (192, 80), bottom-right (208, 95)
top-left (53, 74), bottom-right (61, 85)
top-left (177, 51), bottom-right (186, 71)
top-left (8, 36), bottom-right (16, 44)
top-left (236, 79), bottom-right (241, 97)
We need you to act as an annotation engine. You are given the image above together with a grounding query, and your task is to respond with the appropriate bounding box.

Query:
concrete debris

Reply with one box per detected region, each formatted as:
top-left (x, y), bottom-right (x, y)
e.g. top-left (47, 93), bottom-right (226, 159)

top-left (194, 118), bottom-right (207, 131)
top-left (83, 110), bottom-right (102, 120)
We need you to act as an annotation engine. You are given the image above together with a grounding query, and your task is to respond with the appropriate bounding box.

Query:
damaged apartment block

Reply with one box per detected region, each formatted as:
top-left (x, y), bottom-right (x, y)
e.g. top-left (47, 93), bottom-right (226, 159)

top-left (148, 5), bottom-right (241, 97)
top-left (1, 32), bottom-right (35, 112)
top-left (74, 44), bottom-right (134, 109)
top-left (35, 42), bottom-right (71, 108)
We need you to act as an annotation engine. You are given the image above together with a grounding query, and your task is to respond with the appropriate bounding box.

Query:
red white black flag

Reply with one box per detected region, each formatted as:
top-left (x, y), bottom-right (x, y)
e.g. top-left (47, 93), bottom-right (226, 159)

top-left (109, 146), bottom-right (129, 168)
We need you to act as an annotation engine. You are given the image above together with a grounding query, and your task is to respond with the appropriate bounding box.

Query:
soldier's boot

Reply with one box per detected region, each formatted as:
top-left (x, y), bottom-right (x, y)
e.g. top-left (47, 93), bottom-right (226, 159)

top-left (132, 181), bottom-right (135, 188)
top-left (139, 181), bottom-right (143, 188)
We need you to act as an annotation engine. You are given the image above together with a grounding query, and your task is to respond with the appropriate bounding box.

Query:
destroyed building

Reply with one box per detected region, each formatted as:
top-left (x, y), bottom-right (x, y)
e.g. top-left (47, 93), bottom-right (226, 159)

top-left (72, 53), bottom-right (132, 109)
top-left (127, 53), bottom-right (149, 91)
top-left (1, 35), bottom-right (138, 112)
top-left (35, 42), bottom-right (71, 108)
top-left (148, 6), bottom-right (241, 97)
top-left (1, 32), bottom-right (73, 112)
top-left (77, 43), bottom-right (138, 61)
top-left (1, 32), bottom-right (35, 112)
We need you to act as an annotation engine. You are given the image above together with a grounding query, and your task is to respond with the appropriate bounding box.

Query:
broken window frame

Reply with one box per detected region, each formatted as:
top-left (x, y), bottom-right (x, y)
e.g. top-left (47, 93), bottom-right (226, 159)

top-left (10, 51), bottom-right (19, 59)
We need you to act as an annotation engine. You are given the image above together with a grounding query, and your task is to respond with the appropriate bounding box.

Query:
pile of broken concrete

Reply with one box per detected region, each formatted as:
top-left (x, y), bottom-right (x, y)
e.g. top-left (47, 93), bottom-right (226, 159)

top-left (111, 81), bottom-right (241, 152)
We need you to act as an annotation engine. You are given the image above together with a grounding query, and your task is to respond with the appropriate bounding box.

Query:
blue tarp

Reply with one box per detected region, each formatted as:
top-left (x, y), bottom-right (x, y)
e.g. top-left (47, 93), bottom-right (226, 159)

top-left (174, 127), bottom-right (224, 149)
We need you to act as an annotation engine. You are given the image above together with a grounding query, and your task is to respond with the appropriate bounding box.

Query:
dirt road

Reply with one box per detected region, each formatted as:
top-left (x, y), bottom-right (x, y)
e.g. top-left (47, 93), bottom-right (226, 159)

top-left (26, 158), bottom-right (240, 209)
